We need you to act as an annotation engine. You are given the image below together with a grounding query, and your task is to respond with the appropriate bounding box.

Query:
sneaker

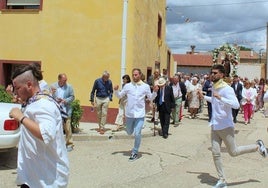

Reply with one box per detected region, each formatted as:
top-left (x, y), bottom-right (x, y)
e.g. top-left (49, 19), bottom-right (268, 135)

top-left (213, 179), bottom-right (227, 188)
top-left (129, 153), bottom-right (138, 162)
top-left (66, 144), bottom-right (74, 152)
top-left (174, 123), bottom-right (179, 127)
top-left (257, 140), bottom-right (267, 157)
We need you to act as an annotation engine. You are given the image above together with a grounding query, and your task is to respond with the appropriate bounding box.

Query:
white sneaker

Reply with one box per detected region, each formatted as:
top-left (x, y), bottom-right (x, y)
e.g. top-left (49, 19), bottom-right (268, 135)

top-left (66, 145), bottom-right (74, 152)
top-left (213, 179), bottom-right (227, 188)
top-left (257, 140), bottom-right (267, 157)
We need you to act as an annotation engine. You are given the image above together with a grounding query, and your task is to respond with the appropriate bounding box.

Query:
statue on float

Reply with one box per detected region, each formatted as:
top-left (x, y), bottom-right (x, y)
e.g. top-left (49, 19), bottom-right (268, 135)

top-left (212, 44), bottom-right (239, 78)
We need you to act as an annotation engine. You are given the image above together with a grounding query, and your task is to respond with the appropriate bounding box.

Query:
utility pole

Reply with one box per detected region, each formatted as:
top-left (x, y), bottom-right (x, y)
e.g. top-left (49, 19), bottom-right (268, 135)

top-left (259, 48), bottom-right (264, 63)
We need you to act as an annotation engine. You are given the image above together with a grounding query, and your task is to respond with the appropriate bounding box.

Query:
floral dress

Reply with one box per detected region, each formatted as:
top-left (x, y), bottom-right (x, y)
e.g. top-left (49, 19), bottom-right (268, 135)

top-left (188, 83), bottom-right (202, 108)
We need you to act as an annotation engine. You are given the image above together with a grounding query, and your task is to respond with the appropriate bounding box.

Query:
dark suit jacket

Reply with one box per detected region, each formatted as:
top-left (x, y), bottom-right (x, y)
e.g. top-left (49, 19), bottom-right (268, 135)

top-left (179, 81), bottom-right (187, 101)
top-left (231, 82), bottom-right (243, 101)
top-left (202, 79), bottom-right (212, 96)
top-left (155, 85), bottom-right (175, 113)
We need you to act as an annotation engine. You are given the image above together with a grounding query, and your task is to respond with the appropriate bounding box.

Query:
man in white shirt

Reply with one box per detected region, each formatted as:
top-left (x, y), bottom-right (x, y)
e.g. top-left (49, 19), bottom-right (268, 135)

top-left (202, 64), bottom-right (267, 188)
top-left (9, 63), bottom-right (69, 188)
top-left (114, 68), bottom-right (158, 161)
top-left (171, 74), bottom-right (183, 125)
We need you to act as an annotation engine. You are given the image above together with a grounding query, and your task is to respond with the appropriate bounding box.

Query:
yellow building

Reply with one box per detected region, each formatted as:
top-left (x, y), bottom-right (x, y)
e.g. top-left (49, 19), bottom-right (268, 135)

top-left (0, 0), bottom-right (173, 122)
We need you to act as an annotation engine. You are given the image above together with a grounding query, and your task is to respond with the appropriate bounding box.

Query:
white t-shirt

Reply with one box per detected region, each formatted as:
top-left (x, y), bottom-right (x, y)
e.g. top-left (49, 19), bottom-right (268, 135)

top-left (16, 98), bottom-right (69, 187)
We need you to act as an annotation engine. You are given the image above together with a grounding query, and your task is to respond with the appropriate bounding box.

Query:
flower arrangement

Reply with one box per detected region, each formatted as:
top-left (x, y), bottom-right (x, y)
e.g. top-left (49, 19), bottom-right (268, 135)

top-left (212, 43), bottom-right (239, 63)
top-left (212, 43), bottom-right (240, 76)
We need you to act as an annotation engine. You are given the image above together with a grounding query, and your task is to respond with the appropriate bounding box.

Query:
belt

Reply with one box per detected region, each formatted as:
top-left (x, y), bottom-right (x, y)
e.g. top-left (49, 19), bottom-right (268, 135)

top-left (96, 96), bottom-right (109, 98)
top-left (175, 96), bottom-right (182, 99)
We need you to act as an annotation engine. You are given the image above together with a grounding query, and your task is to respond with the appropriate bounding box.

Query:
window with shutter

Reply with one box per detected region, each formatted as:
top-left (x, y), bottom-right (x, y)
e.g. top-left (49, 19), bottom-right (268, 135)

top-left (4, 0), bottom-right (42, 10)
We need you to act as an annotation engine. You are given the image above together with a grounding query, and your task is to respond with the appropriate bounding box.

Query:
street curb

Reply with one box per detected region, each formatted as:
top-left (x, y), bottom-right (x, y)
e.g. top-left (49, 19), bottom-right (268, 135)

top-left (72, 123), bottom-right (161, 141)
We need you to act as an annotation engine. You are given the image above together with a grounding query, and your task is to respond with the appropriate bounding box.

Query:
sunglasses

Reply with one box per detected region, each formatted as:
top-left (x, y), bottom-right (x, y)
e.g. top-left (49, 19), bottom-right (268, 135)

top-left (211, 71), bottom-right (219, 75)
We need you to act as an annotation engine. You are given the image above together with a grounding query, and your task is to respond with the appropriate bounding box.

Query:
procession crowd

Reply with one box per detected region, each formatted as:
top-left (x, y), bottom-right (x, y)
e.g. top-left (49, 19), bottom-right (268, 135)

top-left (145, 68), bottom-right (268, 127)
top-left (102, 65), bottom-right (268, 188)
top-left (4, 63), bottom-right (268, 188)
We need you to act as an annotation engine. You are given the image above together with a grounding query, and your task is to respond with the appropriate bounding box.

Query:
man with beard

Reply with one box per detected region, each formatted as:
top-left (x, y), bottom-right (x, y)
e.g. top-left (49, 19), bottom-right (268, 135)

top-left (200, 64), bottom-right (267, 188)
top-left (114, 68), bottom-right (158, 161)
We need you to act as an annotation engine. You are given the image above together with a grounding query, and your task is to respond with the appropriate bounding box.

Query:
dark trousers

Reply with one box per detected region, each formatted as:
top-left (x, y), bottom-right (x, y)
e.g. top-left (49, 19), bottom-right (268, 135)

top-left (158, 104), bottom-right (171, 136)
top-left (232, 108), bottom-right (239, 121)
top-left (232, 99), bottom-right (240, 121)
top-left (184, 98), bottom-right (188, 109)
top-left (207, 101), bottom-right (212, 121)
top-left (20, 184), bottom-right (30, 188)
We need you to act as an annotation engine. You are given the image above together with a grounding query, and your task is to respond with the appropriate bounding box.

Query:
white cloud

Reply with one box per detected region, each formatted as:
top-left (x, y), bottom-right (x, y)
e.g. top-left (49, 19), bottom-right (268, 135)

top-left (166, 0), bottom-right (268, 54)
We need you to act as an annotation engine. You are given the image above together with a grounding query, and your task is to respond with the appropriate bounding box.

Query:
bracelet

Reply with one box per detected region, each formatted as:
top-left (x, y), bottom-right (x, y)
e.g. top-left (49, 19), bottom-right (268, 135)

top-left (20, 116), bottom-right (26, 124)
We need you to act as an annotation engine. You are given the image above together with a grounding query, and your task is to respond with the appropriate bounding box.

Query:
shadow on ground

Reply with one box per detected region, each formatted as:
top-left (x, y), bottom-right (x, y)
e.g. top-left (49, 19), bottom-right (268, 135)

top-left (90, 128), bottom-right (112, 132)
top-left (187, 171), bottom-right (260, 187)
top-left (0, 148), bottom-right (17, 170)
top-left (111, 150), bottom-right (152, 158)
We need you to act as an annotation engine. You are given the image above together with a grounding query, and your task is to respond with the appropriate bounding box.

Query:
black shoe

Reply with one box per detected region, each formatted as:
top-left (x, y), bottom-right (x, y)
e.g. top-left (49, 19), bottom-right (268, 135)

top-left (163, 134), bottom-right (168, 139)
top-left (151, 117), bottom-right (155, 122)
top-left (233, 118), bottom-right (237, 123)
top-left (129, 153), bottom-right (138, 161)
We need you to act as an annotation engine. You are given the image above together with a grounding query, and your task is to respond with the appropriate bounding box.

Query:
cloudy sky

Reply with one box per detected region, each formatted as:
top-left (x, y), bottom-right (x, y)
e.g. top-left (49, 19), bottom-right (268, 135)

top-left (166, 0), bottom-right (268, 54)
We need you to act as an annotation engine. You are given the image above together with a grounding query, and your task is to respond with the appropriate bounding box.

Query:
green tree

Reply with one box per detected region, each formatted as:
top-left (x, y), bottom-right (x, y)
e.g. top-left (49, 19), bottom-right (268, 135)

top-left (239, 46), bottom-right (251, 51)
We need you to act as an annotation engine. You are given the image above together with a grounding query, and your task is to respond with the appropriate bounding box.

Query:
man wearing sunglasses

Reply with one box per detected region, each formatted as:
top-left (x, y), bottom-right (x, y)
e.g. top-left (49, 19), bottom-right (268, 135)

top-left (201, 64), bottom-right (267, 188)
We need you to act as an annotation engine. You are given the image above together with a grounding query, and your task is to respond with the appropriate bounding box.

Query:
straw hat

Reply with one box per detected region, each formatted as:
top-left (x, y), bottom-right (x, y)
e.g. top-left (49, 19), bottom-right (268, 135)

top-left (157, 77), bottom-right (166, 86)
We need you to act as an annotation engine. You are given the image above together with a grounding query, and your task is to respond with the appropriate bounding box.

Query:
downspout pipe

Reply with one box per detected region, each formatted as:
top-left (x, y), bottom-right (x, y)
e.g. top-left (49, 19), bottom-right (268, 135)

top-left (121, 0), bottom-right (128, 85)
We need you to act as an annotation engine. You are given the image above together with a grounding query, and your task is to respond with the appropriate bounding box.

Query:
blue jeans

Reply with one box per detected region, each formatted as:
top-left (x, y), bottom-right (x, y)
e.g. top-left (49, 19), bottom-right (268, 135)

top-left (125, 117), bottom-right (144, 154)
